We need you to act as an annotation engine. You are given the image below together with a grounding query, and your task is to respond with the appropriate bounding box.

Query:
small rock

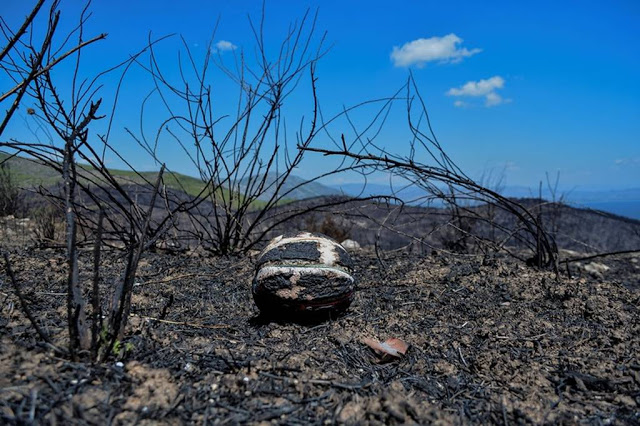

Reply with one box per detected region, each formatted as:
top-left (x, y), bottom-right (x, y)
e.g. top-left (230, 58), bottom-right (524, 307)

top-left (583, 262), bottom-right (609, 279)
top-left (341, 239), bottom-right (361, 251)
top-left (187, 246), bottom-right (207, 258)
top-left (585, 262), bottom-right (610, 273)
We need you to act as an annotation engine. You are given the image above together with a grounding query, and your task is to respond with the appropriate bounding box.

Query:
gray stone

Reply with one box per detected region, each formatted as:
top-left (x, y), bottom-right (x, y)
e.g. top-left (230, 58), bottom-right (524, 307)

top-left (341, 239), bottom-right (361, 251)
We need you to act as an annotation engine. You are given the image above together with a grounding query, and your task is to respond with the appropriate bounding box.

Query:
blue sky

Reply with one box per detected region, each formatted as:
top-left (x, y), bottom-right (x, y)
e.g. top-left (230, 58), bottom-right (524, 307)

top-left (2, 0), bottom-right (639, 190)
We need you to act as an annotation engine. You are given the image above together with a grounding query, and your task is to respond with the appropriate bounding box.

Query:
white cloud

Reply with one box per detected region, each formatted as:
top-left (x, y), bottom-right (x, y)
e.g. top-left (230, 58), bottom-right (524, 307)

top-left (453, 100), bottom-right (467, 108)
top-left (485, 92), bottom-right (505, 107)
top-left (614, 157), bottom-right (640, 166)
top-left (391, 34), bottom-right (481, 67)
top-left (448, 76), bottom-right (504, 97)
top-left (447, 76), bottom-right (510, 107)
top-left (214, 40), bottom-right (237, 52)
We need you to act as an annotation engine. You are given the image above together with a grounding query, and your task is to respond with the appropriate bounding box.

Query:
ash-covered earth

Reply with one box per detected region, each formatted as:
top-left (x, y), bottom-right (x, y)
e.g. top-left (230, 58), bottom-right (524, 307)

top-left (1, 246), bottom-right (638, 424)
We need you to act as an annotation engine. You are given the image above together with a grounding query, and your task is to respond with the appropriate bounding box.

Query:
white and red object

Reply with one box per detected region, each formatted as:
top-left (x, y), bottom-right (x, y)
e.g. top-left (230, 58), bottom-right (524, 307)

top-left (252, 232), bottom-right (355, 317)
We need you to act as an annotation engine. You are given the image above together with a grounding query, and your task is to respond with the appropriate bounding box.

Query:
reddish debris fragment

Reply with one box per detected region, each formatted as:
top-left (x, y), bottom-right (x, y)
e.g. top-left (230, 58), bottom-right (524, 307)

top-left (362, 337), bottom-right (409, 360)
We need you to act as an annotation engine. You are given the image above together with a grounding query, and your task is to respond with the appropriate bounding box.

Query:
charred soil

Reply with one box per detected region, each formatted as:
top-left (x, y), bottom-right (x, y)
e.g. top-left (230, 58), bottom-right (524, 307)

top-left (1, 247), bottom-right (639, 424)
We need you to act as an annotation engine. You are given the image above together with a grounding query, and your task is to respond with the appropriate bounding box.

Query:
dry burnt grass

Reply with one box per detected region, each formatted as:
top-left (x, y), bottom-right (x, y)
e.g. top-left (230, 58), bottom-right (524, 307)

top-left (1, 246), bottom-right (639, 424)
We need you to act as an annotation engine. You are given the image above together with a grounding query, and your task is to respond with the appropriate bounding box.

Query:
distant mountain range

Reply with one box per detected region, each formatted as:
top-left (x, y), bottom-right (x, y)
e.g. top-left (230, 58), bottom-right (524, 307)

top-left (499, 185), bottom-right (640, 203)
top-left (235, 173), bottom-right (340, 201)
top-left (266, 195), bottom-right (640, 253)
top-left (331, 182), bottom-right (640, 203)
top-left (331, 182), bottom-right (640, 219)
top-left (3, 152), bottom-right (638, 218)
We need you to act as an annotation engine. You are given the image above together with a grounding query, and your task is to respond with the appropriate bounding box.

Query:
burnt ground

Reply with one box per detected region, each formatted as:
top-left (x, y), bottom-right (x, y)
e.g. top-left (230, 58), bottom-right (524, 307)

top-left (1, 245), bottom-right (639, 425)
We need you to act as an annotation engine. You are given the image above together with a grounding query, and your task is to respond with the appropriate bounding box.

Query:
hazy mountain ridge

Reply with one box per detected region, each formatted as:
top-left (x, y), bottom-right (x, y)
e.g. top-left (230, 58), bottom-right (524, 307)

top-left (3, 152), bottom-right (638, 219)
top-left (0, 153), bottom-right (342, 201)
top-left (235, 173), bottom-right (341, 201)
top-left (332, 182), bottom-right (640, 219)
top-left (264, 195), bottom-right (640, 254)
top-left (333, 181), bottom-right (640, 203)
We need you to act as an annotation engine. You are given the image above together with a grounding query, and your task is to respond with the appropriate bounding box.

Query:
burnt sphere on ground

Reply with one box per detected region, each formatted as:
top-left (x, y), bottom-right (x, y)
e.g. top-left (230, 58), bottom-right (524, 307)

top-left (252, 232), bottom-right (355, 319)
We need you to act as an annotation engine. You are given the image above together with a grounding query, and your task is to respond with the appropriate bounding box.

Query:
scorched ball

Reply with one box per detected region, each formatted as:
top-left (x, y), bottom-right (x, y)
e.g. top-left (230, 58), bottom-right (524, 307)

top-left (252, 232), bottom-right (355, 318)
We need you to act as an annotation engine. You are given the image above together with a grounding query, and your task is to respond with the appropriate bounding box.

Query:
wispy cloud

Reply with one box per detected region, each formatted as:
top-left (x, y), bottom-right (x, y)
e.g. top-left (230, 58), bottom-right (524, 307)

top-left (503, 161), bottom-right (519, 172)
top-left (447, 76), bottom-right (511, 107)
top-left (448, 76), bottom-right (504, 96)
top-left (213, 40), bottom-right (237, 52)
top-left (391, 34), bottom-right (481, 67)
top-left (485, 92), bottom-right (506, 107)
top-left (614, 157), bottom-right (640, 166)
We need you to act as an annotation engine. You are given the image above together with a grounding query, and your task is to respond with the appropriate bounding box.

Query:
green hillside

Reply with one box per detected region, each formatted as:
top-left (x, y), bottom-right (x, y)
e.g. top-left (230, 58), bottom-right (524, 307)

top-left (104, 168), bottom-right (210, 197)
top-left (0, 152), bottom-right (61, 188)
top-left (0, 152), bottom-right (208, 197)
top-left (0, 152), bottom-right (278, 208)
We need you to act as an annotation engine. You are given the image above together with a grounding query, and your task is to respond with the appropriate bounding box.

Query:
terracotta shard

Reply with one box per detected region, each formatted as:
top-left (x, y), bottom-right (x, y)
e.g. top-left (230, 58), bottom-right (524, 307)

top-left (362, 337), bottom-right (409, 359)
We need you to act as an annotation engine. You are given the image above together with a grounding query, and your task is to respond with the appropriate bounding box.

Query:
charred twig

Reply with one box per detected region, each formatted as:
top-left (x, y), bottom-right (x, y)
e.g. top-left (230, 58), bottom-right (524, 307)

top-left (0, 0), bottom-right (46, 64)
top-left (132, 314), bottom-right (230, 330)
top-left (103, 165), bottom-right (165, 360)
top-left (128, 7), bottom-right (361, 255)
top-left (158, 294), bottom-right (174, 320)
top-left (560, 249), bottom-right (640, 264)
top-left (302, 139), bottom-right (558, 270)
top-left (90, 209), bottom-right (104, 361)
top-left (0, 0), bottom-right (106, 137)
top-left (297, 73), bottom-right (559, 270)
top-left (3, 252), bottom-right (52, 345)
top-left (0, 33), bottom-right (106, 105)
